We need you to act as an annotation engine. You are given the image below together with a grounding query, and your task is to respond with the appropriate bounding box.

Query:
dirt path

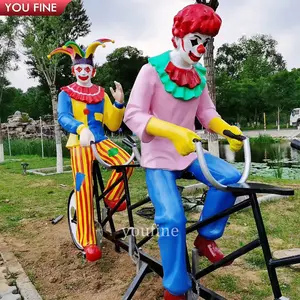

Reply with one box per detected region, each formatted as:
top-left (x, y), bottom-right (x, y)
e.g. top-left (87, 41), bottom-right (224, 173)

top-left (3, 218), bottom-right (164, 300)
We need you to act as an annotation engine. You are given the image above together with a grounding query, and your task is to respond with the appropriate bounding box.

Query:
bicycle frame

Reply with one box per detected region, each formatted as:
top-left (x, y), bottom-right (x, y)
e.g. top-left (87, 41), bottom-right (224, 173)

top-left (89, 158), bottom-right (297, 300)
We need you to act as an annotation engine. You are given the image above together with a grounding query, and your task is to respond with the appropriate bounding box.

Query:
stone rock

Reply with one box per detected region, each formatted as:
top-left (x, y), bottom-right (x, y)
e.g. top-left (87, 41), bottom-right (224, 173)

top-left (0, 280), bottom-right (11, 294)
top-left (13, 111), bottom-right (21, 118)
top-left (1, 111), bottom-right (55, 139)
top-left (0, 285), bottom-right (18, 297)
top-left (6, 122), bottom-right (18, 128)
top-left (25, 125), bottom-right (36, 134)
top-left (15, 128), bottom-right (23, 133)
top-left (1, 294), bottom-right (21, 300)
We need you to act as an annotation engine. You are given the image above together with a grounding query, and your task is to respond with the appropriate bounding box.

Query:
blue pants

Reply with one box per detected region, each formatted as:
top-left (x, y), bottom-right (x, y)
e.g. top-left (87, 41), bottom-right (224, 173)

top-left (145, 153), bottom-right (241, 295)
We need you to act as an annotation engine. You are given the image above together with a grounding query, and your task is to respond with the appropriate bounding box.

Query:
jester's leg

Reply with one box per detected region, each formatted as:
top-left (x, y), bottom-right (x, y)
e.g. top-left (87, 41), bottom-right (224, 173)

top-left (146, 169), bottom-right (191, 299)
top-left (70, 146), bottom-right (102, 262)
top-left (186, 154), bottom-right (241, 264)
top-left (95, 139), bottom-right (134, 211)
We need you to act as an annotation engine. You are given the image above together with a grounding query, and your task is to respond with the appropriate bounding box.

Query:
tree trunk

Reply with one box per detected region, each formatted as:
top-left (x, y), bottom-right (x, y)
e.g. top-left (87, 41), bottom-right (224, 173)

top-left (204, 38), bottom-right (219, 157)
top-left (0, 77), bottom-right (4, 163)
top-left (50, 85), bottom-right (63, 173)
top-left (277, 106), bottom-right (280, 131)
top-left (0, 119), bottom-right (4, 163)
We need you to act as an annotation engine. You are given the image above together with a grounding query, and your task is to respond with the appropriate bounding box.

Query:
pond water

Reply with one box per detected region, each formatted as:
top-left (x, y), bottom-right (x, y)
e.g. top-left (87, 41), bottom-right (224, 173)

top-left (203, 141), bottom-right (300, 179)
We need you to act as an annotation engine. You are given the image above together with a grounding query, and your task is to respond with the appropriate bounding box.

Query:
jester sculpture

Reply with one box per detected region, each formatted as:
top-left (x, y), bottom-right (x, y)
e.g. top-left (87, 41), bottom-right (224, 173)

top-left (124, 3), bottom-right (244, 299)
top-left (48, 39), bottom-right (133, 262)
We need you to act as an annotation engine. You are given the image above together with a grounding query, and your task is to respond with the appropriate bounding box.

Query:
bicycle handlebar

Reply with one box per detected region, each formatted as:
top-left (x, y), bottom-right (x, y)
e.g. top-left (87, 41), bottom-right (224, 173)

top-left (291, 139), bottom-right (300, 151)
top-left (92, 129), bottom-right (251, 190)
top-left (223, 129), bottom-right (247, 142)
top-left (91, 138), bottom-right (138, 168)
top-left (195, 136), bottom-right (251, 191)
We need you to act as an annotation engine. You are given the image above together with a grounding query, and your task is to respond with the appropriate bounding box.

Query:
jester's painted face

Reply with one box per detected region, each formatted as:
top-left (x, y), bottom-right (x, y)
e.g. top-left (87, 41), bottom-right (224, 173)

top-left (175, 32), bottom-right (211, 66)
top-left (73, 64), bottom-right (95, 86)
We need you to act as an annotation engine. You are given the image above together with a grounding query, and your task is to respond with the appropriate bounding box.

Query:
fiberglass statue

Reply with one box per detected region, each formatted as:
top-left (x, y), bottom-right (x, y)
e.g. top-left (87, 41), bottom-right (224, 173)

top-left (124, 3), bottom-right (244, 300)
top-left (48, 39), bottom-right (133, 262)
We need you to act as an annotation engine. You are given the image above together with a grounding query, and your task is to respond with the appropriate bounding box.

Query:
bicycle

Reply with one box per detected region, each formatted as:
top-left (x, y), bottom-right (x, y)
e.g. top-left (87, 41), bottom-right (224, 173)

top-left (67, 133), bottom-right (298, 300)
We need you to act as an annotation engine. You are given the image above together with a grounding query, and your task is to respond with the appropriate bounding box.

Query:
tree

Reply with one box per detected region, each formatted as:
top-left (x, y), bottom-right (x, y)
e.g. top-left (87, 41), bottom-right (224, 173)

top-left (200, 0), bottom-right (220, 157)
top-left (262, 69), bottom-right (300, 129)
top-left (21, 86), bottom-right (52, 119)
top-left (94, 46), bottom-right (148, 134)
top-left (216, 34), bottom-right (286, 80)
top-left (204, 37), bottom-right (220, 156)
top-left (94, 46), bottom-right (148, 101)
top-left (20, 0), bottom-right (91, 172)
top-left (0, 17), bottom-right (19, 163)
top-left (0, 86), bottom-right (23, 121)
top-left (215, 35), bottom-right (287, 127)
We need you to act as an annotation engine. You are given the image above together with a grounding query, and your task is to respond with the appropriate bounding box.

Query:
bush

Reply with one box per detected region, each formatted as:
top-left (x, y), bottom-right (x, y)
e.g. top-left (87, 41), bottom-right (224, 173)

top-left (3, 138), bottom-right (70, 158)
top-left (250, 134), bottom-right (279, 144)
top-left (3, 136), bottom-right (141, 158)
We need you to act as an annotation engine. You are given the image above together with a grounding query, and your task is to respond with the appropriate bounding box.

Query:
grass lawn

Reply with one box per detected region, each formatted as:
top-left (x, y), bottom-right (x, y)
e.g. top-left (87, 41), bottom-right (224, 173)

top-left (0, 155), bottom-right (300, 299)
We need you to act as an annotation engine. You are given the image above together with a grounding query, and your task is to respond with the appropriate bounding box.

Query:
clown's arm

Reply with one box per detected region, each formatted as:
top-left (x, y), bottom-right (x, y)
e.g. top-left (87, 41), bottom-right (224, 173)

top-left (196, 87), bottom-right (243, 152)
top-left (58, 91), bottom-right (85, 134)
top-left (124, 64), bottom-right (200, 156)
top-left (58, 91), bottom-right (94, 146)
top-left (103, 93), bottom-right (125, 132)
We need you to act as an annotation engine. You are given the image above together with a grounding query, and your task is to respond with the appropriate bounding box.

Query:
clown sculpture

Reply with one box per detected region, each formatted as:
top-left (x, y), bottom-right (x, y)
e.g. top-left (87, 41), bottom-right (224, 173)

top-left (48, 39), bottom-right (133, 262)
top-left (124, 3), bottom-right (243, 300)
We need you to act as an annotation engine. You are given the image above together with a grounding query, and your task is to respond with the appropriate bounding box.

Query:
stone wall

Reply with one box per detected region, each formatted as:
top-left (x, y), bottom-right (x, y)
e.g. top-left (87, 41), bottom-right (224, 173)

top-left (1, 111), bottom-right (55, 139)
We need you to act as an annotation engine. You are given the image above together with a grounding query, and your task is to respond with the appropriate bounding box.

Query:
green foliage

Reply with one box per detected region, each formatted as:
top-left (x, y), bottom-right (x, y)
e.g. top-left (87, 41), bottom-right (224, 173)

top-left (216, 34), bottom-right (299, 127)
top-left (250, 135), bottom-right (276, 144)
top-left (94, 46), bottom-right (148, 101)
top-left (20, 113), bottom-right (30, 123)
top-left (3, 138), bottom-right (70, 158)
top-left (0, 85), bottom-right (52, 122)
top-left (216, 34), bottom-right (286, 80)
top-left (20, 0), bottom-right (91, 91)
top-left (0, 17), bottom-right (20, 75)
top-left (0, 16), bottom-right (20, 128)
top-left (22, 86), bottom-right (52, 119)
top-left (0, 87), bottom-right (23, 121)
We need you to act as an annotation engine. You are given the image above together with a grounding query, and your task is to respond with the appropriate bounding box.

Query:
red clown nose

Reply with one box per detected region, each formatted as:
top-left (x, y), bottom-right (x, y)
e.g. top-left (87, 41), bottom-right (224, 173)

top-left (197, 44), bottom-right (206, 54)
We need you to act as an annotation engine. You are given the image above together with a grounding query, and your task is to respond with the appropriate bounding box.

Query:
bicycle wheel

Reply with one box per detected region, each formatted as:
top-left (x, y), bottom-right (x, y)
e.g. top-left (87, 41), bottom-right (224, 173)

top-left (67, 191), bottom-right (83, 250)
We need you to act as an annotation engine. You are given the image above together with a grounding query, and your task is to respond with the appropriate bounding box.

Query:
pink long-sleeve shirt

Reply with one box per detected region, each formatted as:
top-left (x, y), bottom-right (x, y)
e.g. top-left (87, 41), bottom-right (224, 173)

top-left (124, 63), bottom-right (220, 170)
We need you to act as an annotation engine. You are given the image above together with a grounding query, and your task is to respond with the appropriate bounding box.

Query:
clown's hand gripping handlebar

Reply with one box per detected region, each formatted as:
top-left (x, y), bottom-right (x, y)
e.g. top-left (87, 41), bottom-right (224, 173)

top-left (195, 129), bottom-right (251, 191)
top-left (91, 136), bottom-right (141, 168)
top-left (91, 131), bottom-right (251, 187)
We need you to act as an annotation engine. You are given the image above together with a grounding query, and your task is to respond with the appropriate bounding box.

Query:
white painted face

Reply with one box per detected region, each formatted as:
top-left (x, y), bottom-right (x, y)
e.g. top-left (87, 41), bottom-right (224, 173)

top-left (74, 64), bottom-right (94, 86)
top-left (175, 32), bottom-right (211, 66)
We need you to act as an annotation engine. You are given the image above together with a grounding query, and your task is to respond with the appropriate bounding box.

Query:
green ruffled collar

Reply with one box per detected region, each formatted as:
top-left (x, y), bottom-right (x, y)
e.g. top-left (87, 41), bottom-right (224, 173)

top-left (148, 50), bottom-right (207, 101)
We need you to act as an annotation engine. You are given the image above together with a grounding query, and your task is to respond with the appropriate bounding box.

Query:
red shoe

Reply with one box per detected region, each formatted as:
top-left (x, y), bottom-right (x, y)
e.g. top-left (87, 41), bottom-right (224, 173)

top-left (194, 235), bottom-right (233, 265)
top-left (84, 245), bottom-right (102, 262)
top-left (104, 198), bottom-right (127, 212)
top-left (164, 290), bottom-right (186, 300)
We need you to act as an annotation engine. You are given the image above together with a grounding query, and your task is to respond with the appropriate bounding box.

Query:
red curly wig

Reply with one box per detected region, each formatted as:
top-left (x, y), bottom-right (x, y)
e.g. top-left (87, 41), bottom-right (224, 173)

top-left (172, 3), bottom-right (222, 47)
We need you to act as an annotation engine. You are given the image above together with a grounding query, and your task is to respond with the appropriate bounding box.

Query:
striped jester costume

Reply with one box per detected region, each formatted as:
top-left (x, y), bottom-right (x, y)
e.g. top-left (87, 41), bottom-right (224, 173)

top-left (48, 38), bottom-right (133, 261)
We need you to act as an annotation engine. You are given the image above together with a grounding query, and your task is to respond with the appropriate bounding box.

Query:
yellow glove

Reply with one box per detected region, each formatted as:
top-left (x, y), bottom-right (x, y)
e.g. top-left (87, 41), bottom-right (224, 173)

top-left (146, 117), bottom-right (200, 156)
top-left (208, 117), bottom-right (243, 152)
top-left (226, 125), bottom-right (243, 152)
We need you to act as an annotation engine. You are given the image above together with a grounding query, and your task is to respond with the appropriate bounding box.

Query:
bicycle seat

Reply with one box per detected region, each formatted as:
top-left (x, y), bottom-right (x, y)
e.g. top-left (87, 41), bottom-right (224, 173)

top-left (226, 182), bottom-right (294, 196)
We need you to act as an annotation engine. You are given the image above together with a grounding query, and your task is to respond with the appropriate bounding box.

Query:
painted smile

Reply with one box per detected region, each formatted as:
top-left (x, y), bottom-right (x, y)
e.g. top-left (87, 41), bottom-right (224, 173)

top-left (78, 75), bottom-right (89, 81)
top-left (189, 51), bottom-right (200, 62)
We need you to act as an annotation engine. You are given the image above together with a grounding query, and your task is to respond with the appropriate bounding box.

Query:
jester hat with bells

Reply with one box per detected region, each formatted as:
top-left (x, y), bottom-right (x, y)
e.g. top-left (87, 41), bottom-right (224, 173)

top-left (47, 38), bottom-right (115, 67)
top-left (48, 39), bottom-right (115, 104)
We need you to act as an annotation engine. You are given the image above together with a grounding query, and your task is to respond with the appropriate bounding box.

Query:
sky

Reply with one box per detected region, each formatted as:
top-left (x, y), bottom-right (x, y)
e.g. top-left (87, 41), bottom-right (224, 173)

top-left (7, 0), bottom-right (300, 91)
